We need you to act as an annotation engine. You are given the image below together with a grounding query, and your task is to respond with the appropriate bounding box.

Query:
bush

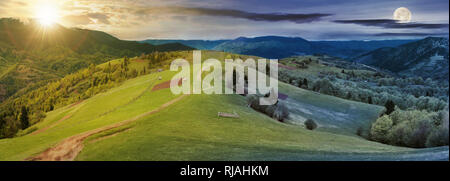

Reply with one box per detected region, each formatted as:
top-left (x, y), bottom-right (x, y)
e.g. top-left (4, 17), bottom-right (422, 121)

top-left (369, 109), bottom-right (449, 148)
top-left (312, 79), bottom-right (335, 95)
top-left (369, 115), bottom-right (393, 143)
top-left (406, 119), bottom-right (433, 148)
top-left (304, 119), bottom-right (317, 130)
top-left (273, 103), bottom-right (289, 122)
top-left (426, 127), bottom-right (449, 147)
top-left (356, 127), bottom-right (364, 137)
top-left (247, 95), bottom-right (289, 122)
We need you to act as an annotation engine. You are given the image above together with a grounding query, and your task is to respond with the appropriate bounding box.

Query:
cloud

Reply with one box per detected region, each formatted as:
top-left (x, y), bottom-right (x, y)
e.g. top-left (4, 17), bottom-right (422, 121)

top-left (63, 15), bottom-right (92, 25)
top-left (134, 6), bottom-right (332, 23)
top-left (87, 13), bottom-right (111, 24)
top-left (374, 32), bottom-right (449, 37)
top-left (334, 19), bottom-right (449, 29)
top-left (62, 13), bottom-right (111, 25)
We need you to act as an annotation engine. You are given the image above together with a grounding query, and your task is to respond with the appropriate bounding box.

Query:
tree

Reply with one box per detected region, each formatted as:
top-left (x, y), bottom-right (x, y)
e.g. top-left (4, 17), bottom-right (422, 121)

top-left (368, 96), bottom-right (373, 104)
top-left (123, 56), bottom-right (129, 71)
top-left (346, 92), bottom-right (352, 99)
top-left (385, 100), bottom-right (395, 115)
top-left (303, 78), bottom-right (308, 87)
top-left (19, 106), bottom-right (29, 129)
top-left (130, 69), bottom-right (138, 78)
top-left (305, 119), bottom-right (317, 130)
top-left (370, 115), bottom-right (393, 143)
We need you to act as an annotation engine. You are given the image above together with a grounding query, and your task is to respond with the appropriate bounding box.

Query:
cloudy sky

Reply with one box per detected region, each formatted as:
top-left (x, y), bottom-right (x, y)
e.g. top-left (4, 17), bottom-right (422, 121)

top-left (0, 0), bottom-right (448, 40)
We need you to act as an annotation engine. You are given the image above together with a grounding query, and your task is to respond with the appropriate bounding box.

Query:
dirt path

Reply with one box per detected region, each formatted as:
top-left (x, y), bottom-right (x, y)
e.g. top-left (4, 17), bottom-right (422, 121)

top-left (31, 115), bottom-right (72, 136)
top-left (27, 94), bottom-right (188, 161)
top-left (31, 101), bottom-right (84, 136)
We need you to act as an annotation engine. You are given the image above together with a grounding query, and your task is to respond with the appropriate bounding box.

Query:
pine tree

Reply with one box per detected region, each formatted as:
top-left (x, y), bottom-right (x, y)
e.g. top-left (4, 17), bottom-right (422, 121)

top-left (346, 92), bottom-right (352, 99)
top-left (19, 106), bottom-right (29, 129)
top-left (303, 78), bottom-right (308, 87)
top-left (384, 100), bottom-right (395, 115)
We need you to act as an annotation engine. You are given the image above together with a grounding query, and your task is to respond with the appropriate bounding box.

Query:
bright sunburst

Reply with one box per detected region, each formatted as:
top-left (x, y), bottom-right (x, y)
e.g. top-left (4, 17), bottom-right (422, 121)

top-left (35, 4), bottom-right (60, 27)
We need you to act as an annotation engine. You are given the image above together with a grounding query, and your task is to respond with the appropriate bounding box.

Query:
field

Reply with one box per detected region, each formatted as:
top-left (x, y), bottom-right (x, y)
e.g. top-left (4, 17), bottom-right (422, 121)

top-left (0, 53), bottom-right (448, 161)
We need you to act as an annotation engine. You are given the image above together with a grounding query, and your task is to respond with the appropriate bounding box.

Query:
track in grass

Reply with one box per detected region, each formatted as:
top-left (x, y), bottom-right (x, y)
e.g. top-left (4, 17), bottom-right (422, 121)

top-left (28, 94), bottom-right (188, 161)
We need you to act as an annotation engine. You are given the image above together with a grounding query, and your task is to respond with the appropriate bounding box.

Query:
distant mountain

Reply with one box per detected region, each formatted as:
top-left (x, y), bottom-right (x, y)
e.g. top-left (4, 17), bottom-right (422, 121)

top-left (213, 36), bottom-right (314, 59)
top-left (313, 40), bottom-right (416, 58)
top-left (197, 36), bottom-right (413, 59)
top-left (141, 39), bottom-right (228, 50)
top-left (353, 37), bottom-right (449, 80)
top-left (0, 18), bottom-right (193, 101)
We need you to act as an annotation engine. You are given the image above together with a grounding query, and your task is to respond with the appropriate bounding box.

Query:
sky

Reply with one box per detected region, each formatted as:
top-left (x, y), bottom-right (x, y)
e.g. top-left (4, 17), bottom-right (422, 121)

top-left (0, 0), bottom-right (448, 40)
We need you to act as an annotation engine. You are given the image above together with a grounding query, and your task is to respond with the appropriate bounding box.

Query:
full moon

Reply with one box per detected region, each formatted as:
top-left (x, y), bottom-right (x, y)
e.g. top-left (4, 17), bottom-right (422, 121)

top-left (393, 7), bottom-right (412, 22)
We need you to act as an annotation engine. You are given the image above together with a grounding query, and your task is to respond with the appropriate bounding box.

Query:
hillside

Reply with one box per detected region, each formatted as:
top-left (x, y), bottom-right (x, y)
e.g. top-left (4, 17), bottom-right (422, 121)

top-left (353, 37), bottom-right (449, 80)
top-left (0, 51), bottom-right (447, 161)
top-left (0, 18), bottom-right (193, 102)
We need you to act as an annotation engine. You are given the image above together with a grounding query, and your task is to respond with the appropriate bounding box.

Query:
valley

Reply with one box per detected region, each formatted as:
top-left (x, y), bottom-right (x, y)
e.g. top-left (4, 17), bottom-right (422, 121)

top-left (0, 51), bottom-right (448, 161)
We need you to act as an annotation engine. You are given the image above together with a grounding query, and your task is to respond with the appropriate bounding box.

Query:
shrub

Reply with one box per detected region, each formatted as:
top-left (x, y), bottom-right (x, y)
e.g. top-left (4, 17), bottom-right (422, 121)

top-left (406, 119), bottom-right (433, 148)
top-left (369, 109), bottom-right (448, 148)
top-left (273, 103), bottom-right (289, 122)
top-left (356, 127), bottom-right (364, 137)
top-left (247, 95), bottom-right (289, 122)
top-left (312, 79), bottom-right (335, 95)
top-left (304, 119), bottom-right (317, 130)
top-left (426, 127), bottom-right (449, 147)
top-left (369, 115), bottom-right (393, 143)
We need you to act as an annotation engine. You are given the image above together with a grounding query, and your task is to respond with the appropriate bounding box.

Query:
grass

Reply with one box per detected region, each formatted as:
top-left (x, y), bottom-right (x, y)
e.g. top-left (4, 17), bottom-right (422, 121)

top-left (0, 51), bottom-right (447, 161)
top-left (0, 70), bottom-right (177, 160)
top-left (278, 82), bottom-right (384, 135)
top-left (76, 92), bottom-right (415, 161)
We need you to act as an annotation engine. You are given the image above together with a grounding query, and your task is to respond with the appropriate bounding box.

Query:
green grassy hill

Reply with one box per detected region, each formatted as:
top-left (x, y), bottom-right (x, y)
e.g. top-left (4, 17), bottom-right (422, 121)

top-left (0, 51), bottom-right (447, 161)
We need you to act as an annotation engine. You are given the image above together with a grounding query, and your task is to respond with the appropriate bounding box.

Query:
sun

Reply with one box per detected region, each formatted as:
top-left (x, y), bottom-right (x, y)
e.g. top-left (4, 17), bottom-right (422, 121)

top-left (35, 4), bottom-right (60, 27)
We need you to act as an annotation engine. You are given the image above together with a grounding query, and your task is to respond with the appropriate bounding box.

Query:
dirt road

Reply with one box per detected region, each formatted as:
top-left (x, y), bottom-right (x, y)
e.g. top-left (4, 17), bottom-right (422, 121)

top-left (28, 94), bottom-right (187, 161)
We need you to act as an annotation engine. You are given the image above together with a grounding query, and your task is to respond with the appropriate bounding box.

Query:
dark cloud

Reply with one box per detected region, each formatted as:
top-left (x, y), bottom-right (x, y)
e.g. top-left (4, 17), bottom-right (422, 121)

top-left (135, 6), bottom-right (332, 23)
top-left (374, 32), bottom-right (449, 37)
top-left (334, 19), bottom-right (449, 29)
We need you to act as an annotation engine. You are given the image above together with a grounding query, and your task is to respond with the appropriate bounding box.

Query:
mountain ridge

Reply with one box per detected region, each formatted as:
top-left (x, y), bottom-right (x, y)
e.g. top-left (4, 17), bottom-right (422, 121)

top-left (143, 35), bottom-right (417, 59)
top-left (353, 37), bottom-right (449, 80)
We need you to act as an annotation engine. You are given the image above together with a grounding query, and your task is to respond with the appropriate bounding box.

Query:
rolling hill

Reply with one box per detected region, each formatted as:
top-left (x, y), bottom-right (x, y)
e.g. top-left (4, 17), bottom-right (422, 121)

top-left (353, 37), bottom-right (449, 80)
top-left (0, 18), bottom-right (194, 102)
top-left (0, 51), bottom-right (447, 161)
